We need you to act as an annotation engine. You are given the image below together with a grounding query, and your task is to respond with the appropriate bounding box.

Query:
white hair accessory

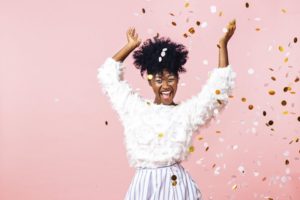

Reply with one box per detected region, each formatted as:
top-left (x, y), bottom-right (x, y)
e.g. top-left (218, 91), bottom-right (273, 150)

top-left (158, 48), bottom-right (168, 62)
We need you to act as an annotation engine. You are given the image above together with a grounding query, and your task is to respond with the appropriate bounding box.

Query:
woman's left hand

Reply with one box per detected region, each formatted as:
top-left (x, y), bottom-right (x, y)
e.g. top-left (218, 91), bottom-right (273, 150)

top-left (219, 19), bottom-right (236, 46)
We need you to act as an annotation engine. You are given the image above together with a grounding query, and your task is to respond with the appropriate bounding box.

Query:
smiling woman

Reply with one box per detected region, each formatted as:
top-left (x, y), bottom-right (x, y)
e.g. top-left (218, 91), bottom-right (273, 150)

top-left (132, 36), bottom-right (188, 106)
top-left (98, 23), bottom-right (236, 199)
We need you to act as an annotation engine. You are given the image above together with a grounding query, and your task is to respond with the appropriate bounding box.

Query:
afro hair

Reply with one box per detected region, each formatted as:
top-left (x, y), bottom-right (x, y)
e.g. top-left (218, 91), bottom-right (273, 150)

top-left (132, 35), bottom-right (189, 79)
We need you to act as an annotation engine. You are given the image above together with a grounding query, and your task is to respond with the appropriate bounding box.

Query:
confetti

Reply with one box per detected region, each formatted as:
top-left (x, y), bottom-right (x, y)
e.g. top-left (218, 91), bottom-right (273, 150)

top-left (147, 74), bottom-right (153, 80)
top-left (188, 27), bottom-right (195, 34)
top-left (294, 37), bottom-right (298, 43)
top-left (241, 97), bottom-right (247, 102)
top-left (245, 2), bottom-right (249, 8)
top-left (271, 76), bottom-right (276, 81)
top-left (105, 121), bottom-right (108, 125)
top-left (210, 5), bottom-right (217, 13)
top-left (268, 90), bottom-right (276, 95)
top-left (183, 33), bottom-right (188, 38)
top-left (263, 111), bottom-right (267, 116)
top-left (248, 105), bottom-right (254, 110)
top-left (188, 145), bottom-right (195, 152)
top-left (158, 132), bottom-right (164, 138)
top-left (196, 21), bottom-right (201, 26)
top-left (232, 184), bottom-right (238, 190)
top-left (184, 2), bottom-right (189, 8)
top-left (281, 100), bottom-right (287, 106)
top-left (268, 120), bottom-right (274, 125)
top-left (171, 21), bottom-right (177, 26)
top-left (278, 45), bottom-right (284, 52)
top-left (248, 68), bottom-right (255, 74)
top-left (142, 8), bottom-right (146, 13)
top-left (281, 8), bottom-right (287, 13)
top-left (285, 159), bottom-right (289, 165)
top-left (215, 89), bottom-right (221, 95)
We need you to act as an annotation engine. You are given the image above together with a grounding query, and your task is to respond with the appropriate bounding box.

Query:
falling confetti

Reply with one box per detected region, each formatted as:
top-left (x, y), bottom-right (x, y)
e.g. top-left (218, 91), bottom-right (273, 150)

top-left (105, 121), bottom-right (108, 125)
top-left (232, 184), bottom-right (238, 190)
top-left (188, 27), bottom-right (195, 34)
top-left (268, 90), bottom-right (276, 95)
top-left (278, 45), bottom-right (284, 52)
top-left (245, 2), bottom-right (249, 8)
top-left (294, 37), bottom-right (298, 43)
top-left (248, 105), bottom-right (254, 110)
top-left (210, 5), bottom-right (217, 13)
top-left (142, 8), bottom-right (146, 13)
top-left (171, 21), bottom-right (177, 26)
top-left (196, 21), bottom-right (200, 26)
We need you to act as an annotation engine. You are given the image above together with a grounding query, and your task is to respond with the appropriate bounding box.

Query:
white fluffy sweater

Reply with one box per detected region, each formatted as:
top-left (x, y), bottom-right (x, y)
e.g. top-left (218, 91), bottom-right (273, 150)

top-left (97, 57), bottom-right (236, 169)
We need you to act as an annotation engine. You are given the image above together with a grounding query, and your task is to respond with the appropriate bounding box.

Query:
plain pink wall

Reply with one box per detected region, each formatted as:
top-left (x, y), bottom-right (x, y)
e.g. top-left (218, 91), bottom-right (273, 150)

top-left (1, 0), bottom-right (300, 199)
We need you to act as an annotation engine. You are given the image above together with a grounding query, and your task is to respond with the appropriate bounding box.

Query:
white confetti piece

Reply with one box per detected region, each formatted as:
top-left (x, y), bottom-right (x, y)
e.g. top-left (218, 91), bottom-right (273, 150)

top-left (253, 171), bottom-right (259, 176)
top-left (203, 59), bottom-right (208, 65)
top-left (214, 166), bottom-right (221, 175)
top-left (210, 5), bottom-right (217, 13)
top-left (232, 144), bottom-right (238, 150)
top-left (248, 68), bottom-right (255, 74)
top-left (283, 150), bottom-right (290, 156)
top-left (180, 82), bottom-right (186, 86)
top-left (201, 21), bottom-right (208, 28)
top-left (238, 165), bottom-right (245, 173)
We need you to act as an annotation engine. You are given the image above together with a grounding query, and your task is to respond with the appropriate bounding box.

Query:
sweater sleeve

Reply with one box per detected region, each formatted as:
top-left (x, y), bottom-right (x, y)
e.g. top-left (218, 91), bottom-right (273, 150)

top-left (97, 57), bottom-right (145, 120)
top-left (177, 65), bottom-right (237, 132)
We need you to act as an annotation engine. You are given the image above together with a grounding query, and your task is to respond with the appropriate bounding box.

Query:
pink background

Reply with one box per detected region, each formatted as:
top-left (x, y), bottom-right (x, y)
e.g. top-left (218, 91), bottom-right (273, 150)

top-left (1, 0), bottom-right (300, 199)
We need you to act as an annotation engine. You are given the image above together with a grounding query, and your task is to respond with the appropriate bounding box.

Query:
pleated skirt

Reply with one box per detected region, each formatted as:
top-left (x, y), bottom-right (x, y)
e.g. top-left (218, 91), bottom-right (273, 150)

top-left (124, 162), bottom-right (202, 200)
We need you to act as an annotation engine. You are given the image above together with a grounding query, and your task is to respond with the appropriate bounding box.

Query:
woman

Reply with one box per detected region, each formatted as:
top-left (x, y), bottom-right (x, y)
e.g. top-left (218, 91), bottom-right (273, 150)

top-left (97, 19), bottom-right (236, 200)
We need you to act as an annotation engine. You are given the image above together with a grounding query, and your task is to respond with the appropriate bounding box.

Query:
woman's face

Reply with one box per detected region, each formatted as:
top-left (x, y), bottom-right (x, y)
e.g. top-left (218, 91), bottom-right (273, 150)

top-left (148, 68), bottom-right (179, 105)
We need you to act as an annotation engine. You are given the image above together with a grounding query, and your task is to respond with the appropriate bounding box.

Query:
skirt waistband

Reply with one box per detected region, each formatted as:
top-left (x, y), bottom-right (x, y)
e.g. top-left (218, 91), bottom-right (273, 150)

top-left (136, 162), bottom-right (181, 170)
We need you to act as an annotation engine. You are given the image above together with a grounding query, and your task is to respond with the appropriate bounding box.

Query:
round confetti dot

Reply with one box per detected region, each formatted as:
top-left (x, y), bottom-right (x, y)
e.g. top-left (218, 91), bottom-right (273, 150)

top-left (210, 5), bottom-right (217, 13)
top-left (278, 45), bottom-right (284, 52)
top-left (248, 105), bottom-right (254, 110)
top-left (294, 37), bottom-right (298, 43)
top-left (245, 2), bottom-right (249, 8)
top-left (263, 111), bottom-right (267, 116)
top-left (248, 68), bottom-right (255, 74)
top-left (171, 175), bottom-right (177, 180)
top-left (147, 74), bottom-right (153, 80)
top-left (283, 86), bottom-right (291, 92)
top-left (189, 146), bottom-right (195, 152)
top-left (105, 121), bottom-right (108, 125)
top-left (142, 8), bottom-right (145, 13)
top-left (268, 90), bottom-right (276, 95)
top-left (158, 133), bottom-right (164, 138)
top-left (215, 89), bottom-right (221, 95)
top-left (268, 120), bottom-right (274, 125)
top-left (188, 27), bottom-right (195, 34)
top-left (171, 21), bottom-right (176, 26)
top-left (196, 21), bottom-right (201, 26)
top-left (281, 100), bottom-right (287, 106)
top-left (172, 180), bottom-right (177, 186)
top-left (271, 76), bottom-right (276, 81)
top-left (298, 116), bottom-right (300, 122)
top-left (285, 159), bottom-right (289, 165)
top-left (241, 97), bottom-right (247, 102)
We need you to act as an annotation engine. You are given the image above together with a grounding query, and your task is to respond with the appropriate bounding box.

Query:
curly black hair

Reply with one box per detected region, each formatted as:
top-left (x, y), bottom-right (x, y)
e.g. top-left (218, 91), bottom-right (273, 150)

top-left (132, 35), bottom-right (189, 79)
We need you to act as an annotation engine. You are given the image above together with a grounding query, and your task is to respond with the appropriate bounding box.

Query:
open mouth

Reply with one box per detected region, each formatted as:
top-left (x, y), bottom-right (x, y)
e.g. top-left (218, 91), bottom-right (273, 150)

top-left (160, 91), bottom-right (172, 100)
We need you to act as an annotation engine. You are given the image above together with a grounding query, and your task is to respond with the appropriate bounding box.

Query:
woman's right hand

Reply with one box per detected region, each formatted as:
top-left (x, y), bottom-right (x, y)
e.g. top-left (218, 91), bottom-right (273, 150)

top-left (126, 27), bottom-right (142, 49)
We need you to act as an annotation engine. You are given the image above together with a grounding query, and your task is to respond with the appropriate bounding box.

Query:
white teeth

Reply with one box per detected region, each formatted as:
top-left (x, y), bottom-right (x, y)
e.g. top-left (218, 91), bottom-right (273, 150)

top-left (161, 91), bottom-right (171, 94)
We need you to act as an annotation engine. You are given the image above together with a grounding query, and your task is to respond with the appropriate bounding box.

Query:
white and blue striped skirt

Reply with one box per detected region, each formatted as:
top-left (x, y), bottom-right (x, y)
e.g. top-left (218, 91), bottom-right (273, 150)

top-left (125, 162), bottom-right (202, 200)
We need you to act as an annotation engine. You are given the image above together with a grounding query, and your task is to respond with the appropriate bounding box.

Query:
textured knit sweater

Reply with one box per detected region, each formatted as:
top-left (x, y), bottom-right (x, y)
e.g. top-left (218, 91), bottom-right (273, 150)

top-left (97, 57), bottom-right (236, 168)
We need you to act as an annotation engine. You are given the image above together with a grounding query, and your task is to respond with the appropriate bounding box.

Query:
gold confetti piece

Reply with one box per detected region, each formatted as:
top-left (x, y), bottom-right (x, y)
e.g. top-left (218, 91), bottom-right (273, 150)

top-left (188, 27), bottom-right (195, 34)
top-left (212, 163), bottom-right (216, 168)
top-left (169, 13), bottom-right (175, 16)
top-left (263, 111), bottom-right (267, 116)
top-left (278, 45), bottom-right (284, 52)
top-left (142, 8), bottom-right (145, 13)
top-left (262, 177), bottom-right (267, 181)
top-left (147, 74), bottom-right (153, 80)
top-left (172, 180), bottom-right (177, 186)
top-left (295, 137), bottom-right (299, 142)
top-left (284, 57), bottom-right (288, 63)
top-left (245, 2), bottom-right (249, 8)
top-left (188, 146), bottom-right (195, 152)
top-left (248, 105), bottom-right (254, 110)
top-left (281, 100), bottom-right (287, 106)
top-left (294, 37), bottom-right (298, 43)
top-left (281, 8), bottom-right (287, 13)
top-left (184, 2), bottom-right (190, 8)
top-left (282, 111), bottom-right (289, 115)
top-left (255, 28), bottom-right (260, 31)
top-left (158, 132), bottom-right (164, 138)
top-left (215, 89), bottom-right (221, 95)
top-left (205, 146), bottom-right (209, 151)
top-left (271, 76), bottom-right (276, 81)
top-left (216, 130), bottom-right (221, 134)
top-left (295, 77), bottom-right (299, 82)
top-left (268, 120), bottom-right (274, 125)
top-left (241, 97), bottom-right (247, 102)
top-left (283, 86), bottom-right (291, 92)
top-left (171, 21), bottom-right (177, 26)
top-left (196, 21), bottom-right (201, 26)
top-left (232, 184), bottom-right (238, 190)
top-left (198, 136), bottom-right (204, 140)
top-left (268, 90), bottom-right (276, 95)
top-left (285, 159), bottom-right (289, 165)
top-left (183, 33), bottom-right (188, 38)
